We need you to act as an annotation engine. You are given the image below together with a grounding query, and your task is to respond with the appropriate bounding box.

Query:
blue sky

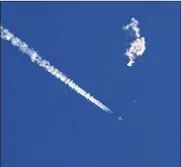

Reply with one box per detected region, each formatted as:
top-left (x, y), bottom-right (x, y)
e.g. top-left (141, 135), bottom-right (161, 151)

top-left (1, 2), bottom-right (180, 167)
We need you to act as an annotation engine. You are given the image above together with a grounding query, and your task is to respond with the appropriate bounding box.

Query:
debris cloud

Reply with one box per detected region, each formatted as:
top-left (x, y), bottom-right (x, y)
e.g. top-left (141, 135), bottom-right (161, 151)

top-left (123, 18), bottom-right (146, 67)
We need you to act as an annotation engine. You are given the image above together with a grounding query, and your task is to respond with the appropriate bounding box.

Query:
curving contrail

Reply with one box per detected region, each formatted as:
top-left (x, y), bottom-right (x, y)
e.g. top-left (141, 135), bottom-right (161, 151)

top-left (1, 25), bottom-right (112, 114)
top-left (123, 18), bottom-right (146, 67)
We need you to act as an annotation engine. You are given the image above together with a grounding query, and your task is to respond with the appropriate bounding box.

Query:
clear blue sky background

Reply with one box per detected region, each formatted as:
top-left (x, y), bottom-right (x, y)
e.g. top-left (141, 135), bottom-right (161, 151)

top-left (1, 2), bottom-right (180, 167)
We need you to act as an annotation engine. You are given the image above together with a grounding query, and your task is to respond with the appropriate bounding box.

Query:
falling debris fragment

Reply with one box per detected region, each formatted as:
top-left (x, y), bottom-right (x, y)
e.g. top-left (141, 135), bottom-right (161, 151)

top-left (118, 117), bottom-right (123, 121)
top-left (123, 18), bottom-right (146, 67)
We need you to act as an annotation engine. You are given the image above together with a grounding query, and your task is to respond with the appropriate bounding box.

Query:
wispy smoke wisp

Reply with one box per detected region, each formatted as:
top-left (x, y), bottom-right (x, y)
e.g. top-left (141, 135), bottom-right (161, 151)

top-left (1, 25), bottom-right (112, 114)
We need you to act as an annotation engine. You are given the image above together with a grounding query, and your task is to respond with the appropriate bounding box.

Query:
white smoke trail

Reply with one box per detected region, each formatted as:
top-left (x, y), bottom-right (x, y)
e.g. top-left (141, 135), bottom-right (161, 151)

top-left (123, 18), bottom-right (146, 67)
top-left (1, 25), bottom-right (112, 114)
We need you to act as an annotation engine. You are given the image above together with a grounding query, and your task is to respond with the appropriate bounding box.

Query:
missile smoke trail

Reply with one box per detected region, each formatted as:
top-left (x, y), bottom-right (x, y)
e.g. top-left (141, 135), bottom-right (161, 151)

top-left (1, 25), bottom-right (112, 114)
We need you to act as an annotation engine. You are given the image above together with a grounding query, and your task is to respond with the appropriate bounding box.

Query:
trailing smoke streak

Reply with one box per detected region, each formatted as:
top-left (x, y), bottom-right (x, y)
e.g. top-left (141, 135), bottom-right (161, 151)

top-left (123, 18), bottom-right (146, 67)
top-left (1, 25), bottom-right (112, 114)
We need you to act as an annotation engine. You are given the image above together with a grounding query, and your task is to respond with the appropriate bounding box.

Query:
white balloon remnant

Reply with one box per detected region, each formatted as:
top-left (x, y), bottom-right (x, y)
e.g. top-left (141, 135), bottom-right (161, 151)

top-left (123, 18), bottom-right (146, 67)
